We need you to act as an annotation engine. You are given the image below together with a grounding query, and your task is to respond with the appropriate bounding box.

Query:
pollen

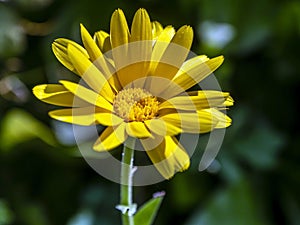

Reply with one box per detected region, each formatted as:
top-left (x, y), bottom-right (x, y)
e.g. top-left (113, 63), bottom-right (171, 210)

top-left (113, 88), bottom-right (159, 122)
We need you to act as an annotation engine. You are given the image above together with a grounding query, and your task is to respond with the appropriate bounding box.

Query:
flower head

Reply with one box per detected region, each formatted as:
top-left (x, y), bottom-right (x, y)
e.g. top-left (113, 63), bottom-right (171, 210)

top-left (33, 8), bottom-right (233, 179)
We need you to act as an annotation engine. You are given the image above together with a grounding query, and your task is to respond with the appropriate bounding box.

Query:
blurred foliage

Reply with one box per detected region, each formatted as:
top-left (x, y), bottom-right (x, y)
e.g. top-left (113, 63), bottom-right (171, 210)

top-left (185, 179), bottom-right (268, 225)
top-left (0, 108), bottom-right (57, 150)
top-left (0, 0), bottom-right (299, 225)
top-left (0, 199), bottom-right (14, 225)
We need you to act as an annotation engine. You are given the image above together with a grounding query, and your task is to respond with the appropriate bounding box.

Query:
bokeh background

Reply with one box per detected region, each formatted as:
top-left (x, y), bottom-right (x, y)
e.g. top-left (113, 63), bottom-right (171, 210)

top-left (0, 0), bottom-right (299, 224)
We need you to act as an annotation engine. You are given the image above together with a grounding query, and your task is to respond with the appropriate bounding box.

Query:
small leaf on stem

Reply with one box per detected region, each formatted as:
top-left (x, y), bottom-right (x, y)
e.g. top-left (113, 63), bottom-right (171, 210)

top-left (133, 191), bottom-right (165, 225)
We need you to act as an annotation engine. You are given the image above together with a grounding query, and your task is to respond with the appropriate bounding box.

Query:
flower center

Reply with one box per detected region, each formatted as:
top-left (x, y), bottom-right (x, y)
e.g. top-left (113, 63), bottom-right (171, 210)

top-left (113, 88), bottom-right (159, 122)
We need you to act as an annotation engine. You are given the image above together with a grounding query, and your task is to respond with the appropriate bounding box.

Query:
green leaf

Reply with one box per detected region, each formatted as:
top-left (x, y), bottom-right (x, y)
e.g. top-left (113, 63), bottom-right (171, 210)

top-left (133, 192), bottom-right (165, 225)
top-left (0, 108), bottom-right (58, 151)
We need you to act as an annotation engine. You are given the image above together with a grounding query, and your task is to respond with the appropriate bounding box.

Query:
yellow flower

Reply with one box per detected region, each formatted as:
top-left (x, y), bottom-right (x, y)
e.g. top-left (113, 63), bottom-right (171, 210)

top-left (32, 8), bottom-right (233, 179)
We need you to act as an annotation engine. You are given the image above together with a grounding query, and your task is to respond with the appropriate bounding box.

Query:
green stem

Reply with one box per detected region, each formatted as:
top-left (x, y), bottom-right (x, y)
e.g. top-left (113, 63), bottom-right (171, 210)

top-left (120, 137), bottom-right (136, 225)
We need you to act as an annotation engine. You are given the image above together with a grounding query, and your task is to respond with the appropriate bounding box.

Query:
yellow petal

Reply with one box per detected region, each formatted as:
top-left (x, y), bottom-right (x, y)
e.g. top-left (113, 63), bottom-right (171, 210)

top-left (49, 106), bottom-right (98, 126)
top-left (125, 121), bottom-right (152, 138)
top-left (151, 21), bottom-right (163, 39)
top-left (52, 38), bottom-right (89, 73)
top-left (168, 56), bottom-right (224, 97)
top-left (50, 106), bottom-right (123, 126)
top-left (189, 91), bottom-right (234, 108)
top-left (159, 91), bottom-right (233, 111)
top-left (145, 26), bottom-right (176, 91)
top-left (159, 109), bottom-right (225, 134)
top-left (113, 9), bottom-right (153, 88)
top-left (81, 24), bottom-right (121, 93)
top-left (154, 26), bottom-right (175, 45)
top-left (130, 8), bottom-right (152, 42)
top-left (59, 80), bottom-right (113, 111)
top-left (159, 95), bottom-right (196, 111)
top-left (94, 30), bottom-right (112, 53)
top-left (156, 26), bottom-right (175, 42)
top-left (151, 25), bottom-right (193, 81)
top-left (125, 8), bottom-right (152, 87)
top-left (106, 70), bottom-right (122, 93)
top-left (144, 118), bottom-right (182, 136)
top-left (141, 136), bottom-right (190, 179)
top-left (95, 112), bottom-right (124, 126)
top-left (173, 54), bottom-right (209, 80)
top-left (160, 112), bottom-right (202, 133)
top-left (67, 44), bottom-right (115, 102)
top-left (171, 25), bottom-right (194, 50)
top-left (149, 26), bottom-right (175, 74)
top-left (110, 9), bottom-right (130, 48)
top-left (146, 26), bottom-right (193, 94)
top-left (209, 108), bottom-right (232, 128)
top-left (93, 123), bottom-right (127, 151)
top-left (93, 57), bottom-right (121, 93)
top-left (80, 24), bottom-right (102, 62)
top-left (110, 9), bottom-right (130, 88)
top-left (32, 84), bottom-right (90, 107)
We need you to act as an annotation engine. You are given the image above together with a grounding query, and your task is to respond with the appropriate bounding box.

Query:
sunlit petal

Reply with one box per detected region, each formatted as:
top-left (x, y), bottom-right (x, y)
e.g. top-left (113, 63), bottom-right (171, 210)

top-left (52, 38), bottom-right (89, 73)
top-left (67, 44), bottom-right (115, 102)
top-left (81, 24), bottom-right (121, 93)
top-left (94, 30), bottom-right (111, 53)
top-left (93, 123), bottom-right (127, 151)
top-left (151, 21), bottom-right (163, 39)
top-left (149, 26), bottom-right (176, 76)
top-left (110, 9), bottom-right (130, 49)
top-left (141, 136), bottom-right (190, 179)
top-left (81, 24), bottom-right (102, 62)
top-left (59, 80), bottom-right (113, 111)
top-left (159, 91), bottom-right (233, 111)
top-left (127, 8), bottom-right (152, 87)
top-left (51, 106), bottom-right (122, 127)
top-left (49, 107), bottom-right (97, 126)
top-left (210, 108), bottom-right (232, 128)
top-left (95, 112), bottom-right (124, 126)
top-left (110, 9), bottom-right (130, 88)
top-left (144, 118), bottom-right (181, 136)
top-left (125, 121), bottom-right (152, 138)
top-left (159, 108), bottom-right (230, 134)
top-left (170, 56), bottom-right (224, 96)
top-left (151, 25), bottom-right (193, 80)
top-left (32, 84), bottom-right (90, 107)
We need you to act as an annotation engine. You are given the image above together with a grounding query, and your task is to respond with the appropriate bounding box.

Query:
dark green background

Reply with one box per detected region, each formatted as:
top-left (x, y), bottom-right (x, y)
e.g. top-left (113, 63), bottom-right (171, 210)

top-left (0, 0), bottom-right (299, 224)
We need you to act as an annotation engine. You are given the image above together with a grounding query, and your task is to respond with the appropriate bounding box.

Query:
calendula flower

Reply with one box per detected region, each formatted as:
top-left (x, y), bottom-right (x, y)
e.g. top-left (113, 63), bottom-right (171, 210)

top-left (33, 8), bottom-right (233, 179)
